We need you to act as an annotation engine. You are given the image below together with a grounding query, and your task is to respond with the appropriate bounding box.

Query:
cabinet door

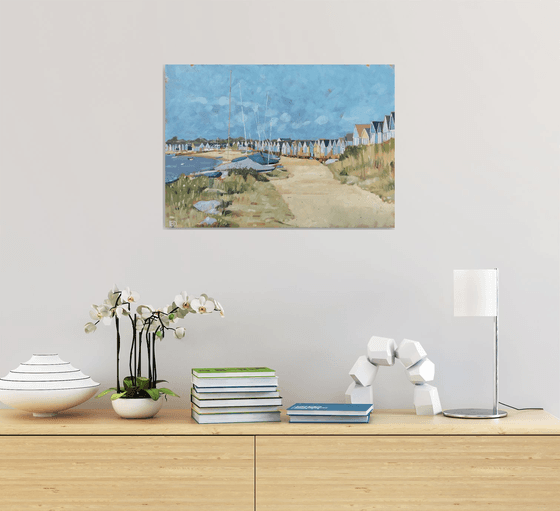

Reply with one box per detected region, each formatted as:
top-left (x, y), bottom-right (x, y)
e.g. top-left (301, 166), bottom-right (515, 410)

top-left (0, 435), bottom-right (254, 510)
top-left (256, 435), bottom-right (560, 511)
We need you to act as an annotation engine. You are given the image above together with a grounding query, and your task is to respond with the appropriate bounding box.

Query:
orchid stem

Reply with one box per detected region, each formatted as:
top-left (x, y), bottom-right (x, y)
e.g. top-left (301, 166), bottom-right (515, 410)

top-left (116, 316), bottom-right (121, 393)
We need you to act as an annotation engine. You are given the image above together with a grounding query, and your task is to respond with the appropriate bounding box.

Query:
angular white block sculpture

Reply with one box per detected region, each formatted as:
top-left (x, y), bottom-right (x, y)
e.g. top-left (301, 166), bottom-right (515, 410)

top-left (345, 381), bottom-right (374, 405)
top-left (406, 358), bottom-right (435, 384)
top-left (413, 383), bottom-right (442, 415)
top-left (349, 355), bottom-right (379, 387)
top-left (396, 339), bottom-right (427, 369)
top-left (367, 336), bottom-right (397, 366)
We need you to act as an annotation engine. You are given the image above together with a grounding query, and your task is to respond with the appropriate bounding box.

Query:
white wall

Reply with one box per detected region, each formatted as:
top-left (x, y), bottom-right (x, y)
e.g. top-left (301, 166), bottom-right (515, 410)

top-left (1, 0), bottom-right (559, 416)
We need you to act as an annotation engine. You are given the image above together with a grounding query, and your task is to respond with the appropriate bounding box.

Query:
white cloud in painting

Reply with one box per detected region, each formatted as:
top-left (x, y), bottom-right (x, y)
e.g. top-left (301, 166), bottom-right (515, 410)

top-left (291, 120), bottom-right (310, 129)
top-left (315, 115), bottom-right (328, 125)
top-left (192, 97), bottom-right (208, 104)
top-left (218, 96), bottom-right (229, 106)
top-left (280, 112), bottom-right (291, 122)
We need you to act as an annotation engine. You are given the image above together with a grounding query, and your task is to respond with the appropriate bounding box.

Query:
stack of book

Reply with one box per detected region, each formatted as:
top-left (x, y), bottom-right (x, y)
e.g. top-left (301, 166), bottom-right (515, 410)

top-left (286, 403), bottom-right (374, 423)
top-left (191, 367), bottom-right (282, 424)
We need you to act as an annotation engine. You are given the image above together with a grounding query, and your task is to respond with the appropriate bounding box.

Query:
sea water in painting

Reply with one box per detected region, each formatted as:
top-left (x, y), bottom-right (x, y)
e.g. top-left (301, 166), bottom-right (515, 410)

top-left (165, 65), bottom-right (395, 228)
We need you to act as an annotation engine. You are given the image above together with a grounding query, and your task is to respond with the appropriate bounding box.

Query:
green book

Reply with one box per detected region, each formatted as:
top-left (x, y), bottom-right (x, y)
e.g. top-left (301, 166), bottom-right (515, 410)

top-left (192, 367), bottom-right (275, 378)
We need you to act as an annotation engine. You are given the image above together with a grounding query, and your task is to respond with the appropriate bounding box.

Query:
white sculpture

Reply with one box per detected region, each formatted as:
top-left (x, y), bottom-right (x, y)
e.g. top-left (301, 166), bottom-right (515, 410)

top-left (396, 339), bottom-right (427, 368)
top-left (345, 381), bottom-right (375, 405)
top-left (413, 383), bottom-right (442, 415)
top-left (367, 336), bottom-right (397, 366)
top-left (406, 358), bottom-right (435, 384)
top-left (346, 337), bottom-right (441, 415)
top-left (349, 355), bottom-right (378, 386)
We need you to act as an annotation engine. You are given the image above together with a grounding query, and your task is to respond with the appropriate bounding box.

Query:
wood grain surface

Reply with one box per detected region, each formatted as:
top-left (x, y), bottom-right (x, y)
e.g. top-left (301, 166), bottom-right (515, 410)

top-left (0, 436), bottom-right (254, 511)
top-left (256, 435), bottom-right (560, 510)
top-left (1, 408), bottom-right (559, 435)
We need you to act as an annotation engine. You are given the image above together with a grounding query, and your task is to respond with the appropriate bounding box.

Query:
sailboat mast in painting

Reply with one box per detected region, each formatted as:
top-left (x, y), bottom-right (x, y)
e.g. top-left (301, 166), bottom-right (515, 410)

top-left (165, 65), bottom-right (395, 228)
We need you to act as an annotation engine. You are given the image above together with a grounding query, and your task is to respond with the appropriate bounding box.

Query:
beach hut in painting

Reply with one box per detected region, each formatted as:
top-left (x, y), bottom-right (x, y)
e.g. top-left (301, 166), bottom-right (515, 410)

top-left (333, 139), bottom-right (342, 155)
top-left (313, 140), bottom-right (321, 158)
top-left (370, 121), bottom-right (382, 144)
top-left (383, 115), bottom-right (391, 142)
top-left (353, 124), bottom-right (371, 146)
top-left (389, 111), bottom-right (395, 139)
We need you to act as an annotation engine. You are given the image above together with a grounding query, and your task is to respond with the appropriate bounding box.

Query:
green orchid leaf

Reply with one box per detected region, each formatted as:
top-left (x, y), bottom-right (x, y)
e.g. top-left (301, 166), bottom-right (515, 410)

top-left (123, 377), bottom-right (134, 389)
top-left (146, 388), bottom-right (160, 401)
top-left (154, 380), bottom-right (168, 385)
top-left (110, 392), bottom-right (126, 401)
top-left (96, 388), bottom-right (117, 398)
top-left (136, 377), bottom-right (150, 390)
top-left (158, 388), bottom-right (180, 398)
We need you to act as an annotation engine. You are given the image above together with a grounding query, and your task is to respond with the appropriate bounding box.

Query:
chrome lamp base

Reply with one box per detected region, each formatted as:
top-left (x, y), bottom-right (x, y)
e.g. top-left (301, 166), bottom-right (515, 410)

top-left (443, 408), bottom-right (508, 419)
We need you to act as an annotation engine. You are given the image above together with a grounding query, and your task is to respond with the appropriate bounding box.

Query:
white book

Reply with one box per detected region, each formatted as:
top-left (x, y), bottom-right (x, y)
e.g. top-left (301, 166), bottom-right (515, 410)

top-left (192, 403), bottom-right (281, 414)
top-left (192, 395), bottom-right (282, 408)
top-left (192, 367), bottom-right (276, 378)
top-left (192, 389), bottom-right (280, 400)
top-left (193, 385), bottom-right (278, 393)
top-left (192, 375), bottom-right (278, 388)
top-left (192, 410), bottom-right (281, 424)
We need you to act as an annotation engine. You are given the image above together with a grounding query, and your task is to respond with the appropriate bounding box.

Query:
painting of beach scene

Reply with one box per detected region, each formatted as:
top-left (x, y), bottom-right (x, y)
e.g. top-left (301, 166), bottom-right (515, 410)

top-left (165, 65), bottom-right (395, 228)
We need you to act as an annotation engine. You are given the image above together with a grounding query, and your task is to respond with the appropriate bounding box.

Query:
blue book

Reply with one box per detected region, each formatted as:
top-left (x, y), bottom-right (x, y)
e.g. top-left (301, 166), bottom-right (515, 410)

top-left (289, 415), bottom-right (370, 423)
top-left (287, 403), bottom-right (374, 416)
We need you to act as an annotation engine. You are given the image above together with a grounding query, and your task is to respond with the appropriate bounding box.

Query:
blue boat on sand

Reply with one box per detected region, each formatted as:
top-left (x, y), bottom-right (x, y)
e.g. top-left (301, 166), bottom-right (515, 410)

top-left (232, 152), bottom-right (279, 165)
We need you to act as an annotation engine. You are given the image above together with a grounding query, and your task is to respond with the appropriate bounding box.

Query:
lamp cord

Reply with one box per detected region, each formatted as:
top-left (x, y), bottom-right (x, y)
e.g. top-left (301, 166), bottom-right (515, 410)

top-left (499, 401), bottom-right (543, 411)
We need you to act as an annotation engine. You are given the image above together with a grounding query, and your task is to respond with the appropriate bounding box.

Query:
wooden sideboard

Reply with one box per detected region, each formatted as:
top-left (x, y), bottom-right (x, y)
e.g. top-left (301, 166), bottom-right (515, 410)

top-left (1, 408), bottom-right (559, 510)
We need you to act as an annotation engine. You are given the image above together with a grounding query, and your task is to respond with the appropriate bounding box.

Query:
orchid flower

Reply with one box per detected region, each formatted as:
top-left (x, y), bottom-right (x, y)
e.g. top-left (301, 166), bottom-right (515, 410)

top-left (89, 304), bottom-right (112, 325)
top-left (106, 284), bottom-right (122, 307)
top-left (137, 305), bottom-right (154, 320)
top-left (174, 327), bottom-right (186, 339)
top-left (84, 322), bottom-right (97, 334)
top-left (215, 301), bottom-right (225, 317)
top-left (190, 295), bottom-right (214, 314)
top-left (109, 304), bottom-right (129, 318)
top-left (121, 287), bottom-right (140, 306)
top-left (174, 291), bottom-right (195, 311)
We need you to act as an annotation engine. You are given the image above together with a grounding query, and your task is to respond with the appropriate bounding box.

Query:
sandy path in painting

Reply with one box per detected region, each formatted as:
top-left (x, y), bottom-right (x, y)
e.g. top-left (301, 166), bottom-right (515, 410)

top-left (273, 157), bottom-right (395, 228)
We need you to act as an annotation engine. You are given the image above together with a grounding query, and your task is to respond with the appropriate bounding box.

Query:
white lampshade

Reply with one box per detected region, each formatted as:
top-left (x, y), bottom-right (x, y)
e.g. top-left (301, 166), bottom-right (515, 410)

top-left (454, 269), bottom-right (498, 317)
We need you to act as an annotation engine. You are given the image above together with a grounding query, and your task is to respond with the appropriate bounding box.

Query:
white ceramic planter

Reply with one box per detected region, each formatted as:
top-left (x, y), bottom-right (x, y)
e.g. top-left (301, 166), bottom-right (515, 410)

top-left (111, 397), bottom-right (163, 419)
top-left (0, 354), bottom-right (100, 417)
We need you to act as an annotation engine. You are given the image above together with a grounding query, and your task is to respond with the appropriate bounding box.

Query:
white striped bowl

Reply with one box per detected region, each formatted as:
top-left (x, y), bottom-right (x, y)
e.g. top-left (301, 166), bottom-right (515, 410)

top-left (0, 354), bottom-right (100, 417)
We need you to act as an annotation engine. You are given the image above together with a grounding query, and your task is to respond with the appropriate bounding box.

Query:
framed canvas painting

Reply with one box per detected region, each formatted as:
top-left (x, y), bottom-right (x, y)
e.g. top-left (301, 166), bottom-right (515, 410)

top-left (165, 65), bottom-right (395, 228)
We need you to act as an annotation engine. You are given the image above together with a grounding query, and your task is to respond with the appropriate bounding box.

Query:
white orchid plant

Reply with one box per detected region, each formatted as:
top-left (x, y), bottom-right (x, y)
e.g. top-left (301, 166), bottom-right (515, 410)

top-left (85, 285), bottom-right (224, 401)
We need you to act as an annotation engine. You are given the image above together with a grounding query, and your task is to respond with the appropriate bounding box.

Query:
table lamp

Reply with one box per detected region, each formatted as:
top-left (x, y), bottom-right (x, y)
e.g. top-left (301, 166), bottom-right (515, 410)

top-left (443, 269), bottom-right (507, 419)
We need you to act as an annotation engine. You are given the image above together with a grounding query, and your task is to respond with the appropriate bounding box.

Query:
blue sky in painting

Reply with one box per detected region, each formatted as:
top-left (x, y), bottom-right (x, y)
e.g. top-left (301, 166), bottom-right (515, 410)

top-left (165, 65), bottom-right (394, 141)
